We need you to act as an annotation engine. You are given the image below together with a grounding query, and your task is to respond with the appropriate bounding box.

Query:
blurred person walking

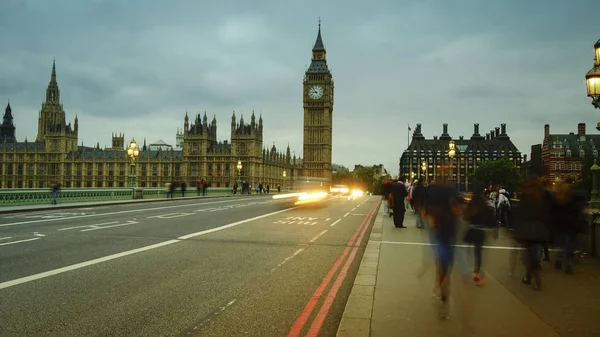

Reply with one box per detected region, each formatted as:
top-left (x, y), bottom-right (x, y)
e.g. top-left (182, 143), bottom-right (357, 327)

top-left (424, 182), bottom-right (464, 318)
top-left (550, 179), bottom-right (588, 274)
top-left (512, 179), bottom-right (551, 290)
top-left (462, 184), bottom-right (497, 286)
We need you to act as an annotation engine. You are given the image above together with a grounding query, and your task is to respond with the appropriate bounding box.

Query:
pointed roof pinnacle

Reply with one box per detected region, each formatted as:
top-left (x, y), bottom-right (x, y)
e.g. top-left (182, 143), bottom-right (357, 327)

top-left (51, 59), bottom-right (57, 83)
top-left (313, 18), bottom-right (325, 51)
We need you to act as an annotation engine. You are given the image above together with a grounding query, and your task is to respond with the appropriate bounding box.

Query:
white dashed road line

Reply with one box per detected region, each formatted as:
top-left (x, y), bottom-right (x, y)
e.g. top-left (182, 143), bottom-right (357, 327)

top-left (0, 238), bottom-right (40, 247)
top-left (329, 219), bottom-right (342, 227)
top-left (309, 230), bottom-right (328, 243)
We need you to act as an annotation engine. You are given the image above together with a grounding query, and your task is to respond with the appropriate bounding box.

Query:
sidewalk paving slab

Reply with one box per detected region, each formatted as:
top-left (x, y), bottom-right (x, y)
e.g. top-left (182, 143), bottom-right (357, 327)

top-left (338, 201), bottom-right (599, 337)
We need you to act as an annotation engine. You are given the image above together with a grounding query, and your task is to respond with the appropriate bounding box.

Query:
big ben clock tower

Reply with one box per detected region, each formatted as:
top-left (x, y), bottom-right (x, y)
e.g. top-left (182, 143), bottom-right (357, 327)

top-left (302, 21), bottom-right (334, 182)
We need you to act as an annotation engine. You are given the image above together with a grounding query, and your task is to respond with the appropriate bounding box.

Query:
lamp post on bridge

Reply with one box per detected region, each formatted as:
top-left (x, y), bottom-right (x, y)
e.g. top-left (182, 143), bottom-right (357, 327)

top-left (236, 160), bottom-right (243, 187)
top-left (421, 161), bottom-right (427, 182)
top-left (448, 140), bottom-right (456, 189)
top-left (586, 39), bottom-right (600, 209)
top-left (283, 170), bottom-right (287, 191)
top-left (126, 139), bottom-right (140, 188)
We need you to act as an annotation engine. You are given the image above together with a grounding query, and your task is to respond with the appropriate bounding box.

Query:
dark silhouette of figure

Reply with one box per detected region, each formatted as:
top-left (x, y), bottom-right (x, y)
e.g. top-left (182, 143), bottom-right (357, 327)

top-left (391, 178), bottom-right (407, 228)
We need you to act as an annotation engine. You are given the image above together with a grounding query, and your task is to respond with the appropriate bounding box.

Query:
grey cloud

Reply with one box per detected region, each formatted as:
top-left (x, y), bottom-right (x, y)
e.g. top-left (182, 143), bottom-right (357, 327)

top-left (2, 0), bottom-right (600, 173)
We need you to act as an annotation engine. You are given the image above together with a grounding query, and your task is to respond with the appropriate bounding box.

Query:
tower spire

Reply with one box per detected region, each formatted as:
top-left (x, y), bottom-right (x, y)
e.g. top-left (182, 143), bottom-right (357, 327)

top-left (51, 59), bottom-right (57, 84)
top-left (45, 60), bottom-right (60, 103)
top-left (313, 18), bottom-right (325, 51)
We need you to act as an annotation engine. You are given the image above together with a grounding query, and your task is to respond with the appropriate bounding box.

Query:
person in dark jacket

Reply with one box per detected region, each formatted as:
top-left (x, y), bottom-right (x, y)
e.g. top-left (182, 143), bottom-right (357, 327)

top-left (382, 179), bottom-right (394, 216)
top-left (391, 178), bottom-right (408, 228)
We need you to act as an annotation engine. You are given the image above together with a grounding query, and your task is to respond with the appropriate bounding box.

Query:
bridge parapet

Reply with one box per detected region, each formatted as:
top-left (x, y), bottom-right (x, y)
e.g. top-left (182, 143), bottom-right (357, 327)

top-left (0, 187), bottom-right (233, 206)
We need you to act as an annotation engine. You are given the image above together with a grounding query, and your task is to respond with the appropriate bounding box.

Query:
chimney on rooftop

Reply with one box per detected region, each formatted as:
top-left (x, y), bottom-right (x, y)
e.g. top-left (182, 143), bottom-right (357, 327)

top-left (486, 133), bottom-right (490, 140)
top-left (443, 123), bottom-right (448, 135)
top-left (578, 123), bottom-right (586, 137)
top-left (490, 130), bottom-right (495, 139)
top-left (501, 123), bottom-right (507, 135)
top-left (474, 123), bottom-right (480, 135)
top-left (495, 127), bottom-right (500, 137)
top-left (544, 124), bottom-right (550, 138)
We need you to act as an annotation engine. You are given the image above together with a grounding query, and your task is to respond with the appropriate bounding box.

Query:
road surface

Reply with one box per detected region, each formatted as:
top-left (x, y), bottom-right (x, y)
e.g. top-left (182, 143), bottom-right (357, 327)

top-left (0, 194), bottom-right (379, 336)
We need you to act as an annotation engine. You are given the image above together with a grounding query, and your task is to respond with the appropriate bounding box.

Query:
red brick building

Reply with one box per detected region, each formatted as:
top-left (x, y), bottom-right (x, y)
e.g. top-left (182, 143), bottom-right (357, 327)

top-left (541, 123), bottom-right (599, 180)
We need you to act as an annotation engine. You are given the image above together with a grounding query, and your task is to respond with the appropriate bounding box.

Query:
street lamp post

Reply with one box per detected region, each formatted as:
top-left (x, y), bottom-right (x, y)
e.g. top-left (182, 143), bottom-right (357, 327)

top-left (421, 161), bottom-right (427, 182)
top-left (586, 40), bottom-right (600, 209)
top-left (585, 39), bottom-right (600, 257)
top-left (448, 140), bottom-right (456, 189)
top-left (585, 39), bottom-right (600, 112)
top-left (126, 139), bottom-right (140, 188)
top-left (283, 170), bottom-right (287, 191)
top-left (236, 160), bottom-right (243, 187)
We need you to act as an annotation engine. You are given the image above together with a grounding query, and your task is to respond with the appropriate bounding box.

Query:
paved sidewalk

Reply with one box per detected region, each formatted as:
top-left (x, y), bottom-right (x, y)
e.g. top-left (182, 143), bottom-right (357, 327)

top-left (337, 202), bottom-right (600, 337)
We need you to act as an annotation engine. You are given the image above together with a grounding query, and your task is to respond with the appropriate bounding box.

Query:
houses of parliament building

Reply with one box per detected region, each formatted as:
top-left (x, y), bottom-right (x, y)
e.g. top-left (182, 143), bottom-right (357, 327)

top-left (0, 24), bottom-right (335, 189)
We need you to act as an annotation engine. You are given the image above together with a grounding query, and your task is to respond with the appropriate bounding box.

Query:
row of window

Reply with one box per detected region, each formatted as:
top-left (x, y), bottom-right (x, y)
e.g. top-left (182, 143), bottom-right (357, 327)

top-left (553, 150), bottom-right (598, 158)
top-left (550, 163), bottom-right (581, 171)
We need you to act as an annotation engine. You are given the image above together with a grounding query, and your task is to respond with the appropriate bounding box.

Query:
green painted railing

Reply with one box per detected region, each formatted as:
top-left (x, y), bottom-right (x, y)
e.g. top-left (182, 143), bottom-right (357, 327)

top-left (0, 187), bottom-right (233, 206)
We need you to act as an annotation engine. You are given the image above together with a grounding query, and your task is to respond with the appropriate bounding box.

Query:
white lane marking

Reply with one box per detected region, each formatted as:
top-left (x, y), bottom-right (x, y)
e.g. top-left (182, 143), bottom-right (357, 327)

top-left (58, 221), bottom-right (120, 231)
top-left (80, 221), bottom-right (139, 232)
top-left (0, 236), bottom-right (12, 240)
top-left (353, 213), bottom-right (367, 216)
top-left (270, 248), bottom-right (304, 273)
top-left (178, 207), bottom-right (296, 240)
top-left (0, 206), bottom-right (296, 290)
top-left (343, 212), bottom-right (350, 217)
top-left (148, 213), bottom-right (195, 219)
top-left (0, 238), bottom-right (40, 247)
top-left (351, 208), bottom-right (356, 211)
top-left (380, 241), bottom-right (559, 251)
top-left (329, 219), bottom-right (342, 227)
top-left (147, 213), bottom-right (180, 218)
top-left (189, 299), bottom-right (238, 331)
top-left (325, 218), bottom-right (331, 222)
top-left (0, 239), bottom-right (179, 290)
top-left (33, 232), bottom-right (45, 237)
top-left (0, 197), bottom-right (256, 228)
top-left (309, 230), bottom-right (328, 243)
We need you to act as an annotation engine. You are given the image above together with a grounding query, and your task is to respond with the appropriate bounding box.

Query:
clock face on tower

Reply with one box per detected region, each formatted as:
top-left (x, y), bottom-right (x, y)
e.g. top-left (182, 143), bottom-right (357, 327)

top-left (309, 85), bottom-right (323, 99)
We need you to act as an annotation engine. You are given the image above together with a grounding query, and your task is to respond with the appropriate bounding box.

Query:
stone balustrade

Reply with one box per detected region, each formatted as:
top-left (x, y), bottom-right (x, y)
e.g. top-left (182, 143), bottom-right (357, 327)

top-left (0, 187), bottom-right (233, 206)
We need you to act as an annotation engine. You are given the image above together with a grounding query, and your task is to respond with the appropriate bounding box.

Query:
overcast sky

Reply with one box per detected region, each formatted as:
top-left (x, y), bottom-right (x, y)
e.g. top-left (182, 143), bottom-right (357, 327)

top-left (1, 0), bottom-right (599, 174)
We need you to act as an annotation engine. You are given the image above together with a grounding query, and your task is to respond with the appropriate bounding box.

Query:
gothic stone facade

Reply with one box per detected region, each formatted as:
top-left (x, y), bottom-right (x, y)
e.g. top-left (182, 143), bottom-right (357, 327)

top-left (302, 22), bottom-right (334, 182)
top-left (399, 123), bottom-right (522, 191)
top-left (0, 25), bottom-right (333, 189)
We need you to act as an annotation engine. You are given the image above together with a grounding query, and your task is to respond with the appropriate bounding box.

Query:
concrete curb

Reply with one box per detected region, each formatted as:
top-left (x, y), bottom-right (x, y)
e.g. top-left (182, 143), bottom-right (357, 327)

top-left (0, 194), bottom-right (239, 215)
top-left (336, 201), bottom-right (385, 337)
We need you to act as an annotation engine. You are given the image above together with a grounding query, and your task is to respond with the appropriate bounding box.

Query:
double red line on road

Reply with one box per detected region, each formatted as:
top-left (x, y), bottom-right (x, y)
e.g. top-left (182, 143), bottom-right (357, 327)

top-left (287, 199), bottom-right (381, 337)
